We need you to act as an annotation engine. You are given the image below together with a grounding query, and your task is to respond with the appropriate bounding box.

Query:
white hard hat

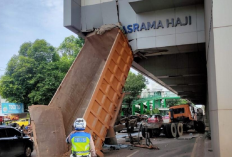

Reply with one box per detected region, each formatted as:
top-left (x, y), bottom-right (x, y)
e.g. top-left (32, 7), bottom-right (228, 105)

top-left (73, 118), bottom-right (86, 131)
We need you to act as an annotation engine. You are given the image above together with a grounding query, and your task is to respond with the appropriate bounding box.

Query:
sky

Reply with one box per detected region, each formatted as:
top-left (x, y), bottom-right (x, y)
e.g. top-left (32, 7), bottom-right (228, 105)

top-left (0, 0), bottom-right (75, 76)
top-left (130, 68), bottom-right (168, 91)
top-left (0, 0), bottom-right (167, 92)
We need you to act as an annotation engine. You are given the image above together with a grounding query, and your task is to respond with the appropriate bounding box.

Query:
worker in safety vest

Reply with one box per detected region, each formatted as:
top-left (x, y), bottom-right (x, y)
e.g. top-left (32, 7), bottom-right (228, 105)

top-left (66, 118), bottom-right (96, 157)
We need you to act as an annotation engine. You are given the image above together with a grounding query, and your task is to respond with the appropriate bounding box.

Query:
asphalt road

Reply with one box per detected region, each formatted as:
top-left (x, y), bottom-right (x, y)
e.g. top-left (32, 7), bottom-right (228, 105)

top-left (31, 132), bottom-right (206, 157)
top-left (103, 134), bottom-right (197, 157)
top-left (31, 151), bottom-right (36, 157)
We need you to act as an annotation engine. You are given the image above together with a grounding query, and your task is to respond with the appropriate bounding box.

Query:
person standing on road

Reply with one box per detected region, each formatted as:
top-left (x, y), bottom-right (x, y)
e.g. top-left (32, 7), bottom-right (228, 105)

top-left (66, 118), bottom-right (96, 157)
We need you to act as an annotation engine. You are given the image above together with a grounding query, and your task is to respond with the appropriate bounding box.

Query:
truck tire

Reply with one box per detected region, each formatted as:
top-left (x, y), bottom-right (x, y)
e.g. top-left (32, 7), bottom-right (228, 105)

top-left (195, 121), bottom-right (205, 133)
top-left (176, 123), bottom-right (183, 137)
top-left (170, 123), bottom-right (177, 138)
top-left (153, 129), bottom-right (161, 137)
top-left (183, 124), bottom-right (188, 132)
top-left (165, 123), bottom-right (177, 138)
top-left (165, 124), bottom-right (171, 138)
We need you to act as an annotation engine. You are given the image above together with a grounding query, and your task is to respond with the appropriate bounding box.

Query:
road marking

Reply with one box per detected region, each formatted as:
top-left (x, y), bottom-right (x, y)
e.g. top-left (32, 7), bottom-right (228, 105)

top-left (127, 150), bottom-right (139, 157)
top-left (191, 137), bottom-right (199, 157)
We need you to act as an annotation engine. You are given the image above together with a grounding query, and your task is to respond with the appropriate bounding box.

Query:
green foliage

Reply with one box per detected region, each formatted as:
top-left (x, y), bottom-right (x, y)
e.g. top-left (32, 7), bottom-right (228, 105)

top-left (152, 108), bottom-right (160, 114)
top-left (123, 72), bottom-right (147, 115)
top-left (0, 56), bottom-right (36, 106)
top-left (124, 72), bottom-right (147, 97)
top-left (145, 110), bottom-right (152, 115)
top-left (145, 108), bottom-right (160, 116)
top-left (0, 36), bottom-right (84, 110)
top-left (18, 42), bottom-right (32, 57)
top-left (166, 99), bottom-right (188, 107)
top-left (58, 35), bottom-right (84, 57)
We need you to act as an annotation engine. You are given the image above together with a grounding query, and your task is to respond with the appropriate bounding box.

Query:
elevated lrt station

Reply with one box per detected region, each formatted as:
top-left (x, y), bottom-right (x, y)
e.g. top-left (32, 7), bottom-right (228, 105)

top-left (30, 0), bottom-right (231, 157)
top-left (130, 91), bottom-right (181, 115)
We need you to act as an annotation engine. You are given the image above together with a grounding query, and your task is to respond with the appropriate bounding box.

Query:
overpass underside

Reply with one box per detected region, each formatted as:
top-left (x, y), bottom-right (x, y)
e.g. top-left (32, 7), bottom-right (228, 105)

top-left (133, 43), bottom-right (207, 105)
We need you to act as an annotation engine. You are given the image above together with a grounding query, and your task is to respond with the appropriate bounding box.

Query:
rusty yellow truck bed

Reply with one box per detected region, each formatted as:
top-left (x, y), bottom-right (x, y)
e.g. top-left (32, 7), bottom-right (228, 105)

top-left (29, 28), bottom-right (133, 157)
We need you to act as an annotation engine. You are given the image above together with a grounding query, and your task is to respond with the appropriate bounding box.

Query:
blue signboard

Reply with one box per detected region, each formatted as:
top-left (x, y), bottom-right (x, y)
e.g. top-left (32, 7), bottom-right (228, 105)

top-left (1, 103), bottom-right (24, 114)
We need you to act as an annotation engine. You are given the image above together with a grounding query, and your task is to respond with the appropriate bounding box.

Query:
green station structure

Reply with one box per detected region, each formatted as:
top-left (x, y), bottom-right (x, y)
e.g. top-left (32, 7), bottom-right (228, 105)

top-left (122, 91), bottom-right (181, 115)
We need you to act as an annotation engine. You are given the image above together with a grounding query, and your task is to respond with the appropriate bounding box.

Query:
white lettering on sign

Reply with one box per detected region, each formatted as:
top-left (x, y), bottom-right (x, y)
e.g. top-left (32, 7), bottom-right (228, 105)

top-left (9, 104), bottom-right (21, 110)
top-left (123, 16), bottom-right (192, 34)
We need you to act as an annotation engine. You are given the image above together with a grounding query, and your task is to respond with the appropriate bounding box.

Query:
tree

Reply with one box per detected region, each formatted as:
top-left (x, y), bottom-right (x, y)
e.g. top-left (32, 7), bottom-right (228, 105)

top-left (28, 62), bottom-right (66, 105)
top-left (0, 36), bottom-right (85, 110)
top-left (28, 39), bottom-right (60, 63)
top-left (0, 40), bottom-right (62, 108)
top-left (0, 55), bottom-right (37, 106)
top-left (152, 108), bottom-right (160, 114)
top-left (146, 108), bottom-right (160, 116)
top-left (18, 42), bottom-right (32, 57)
top-left (166, 99), bottom-right (189, 107)
top-left (57, 35), bottom-right (84, 57)
top-left (123, 72), bottom-right (147, 116)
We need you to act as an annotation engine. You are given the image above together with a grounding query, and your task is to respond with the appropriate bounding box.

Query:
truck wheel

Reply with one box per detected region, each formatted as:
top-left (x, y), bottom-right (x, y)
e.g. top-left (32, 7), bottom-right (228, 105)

top-left (165, 123), bottom-right (176, 138)
top-left (170, 123), bottom-right (177, 138)
top-left (24, 146), bottom-right (32, 157)
top-left (165, 124), bottom-right (171, 137)
top-left (195, 121), bottom-right (205, 133)
top-left (153, 129), bottom-right (161, 137)
top-left (183, 124), bottom-right (188, 132)
top-left (176, 123), bottom-right (183, 137)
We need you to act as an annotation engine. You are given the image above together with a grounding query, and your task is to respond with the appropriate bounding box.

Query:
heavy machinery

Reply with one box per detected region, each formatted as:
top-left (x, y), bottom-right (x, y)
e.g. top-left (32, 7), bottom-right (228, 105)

top-left (28, 27), bottom-right (204, 156)
top-left (169, 104), bottom-right (205, 135)
top-left (29, 28), bottom-right (134, 157)
top-left (140, 104), bottom-right (205, 138)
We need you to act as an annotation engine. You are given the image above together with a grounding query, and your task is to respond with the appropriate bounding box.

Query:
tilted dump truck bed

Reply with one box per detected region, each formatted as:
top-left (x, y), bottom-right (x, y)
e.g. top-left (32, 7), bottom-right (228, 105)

top-left (29, 28), bottom-right (133, 157)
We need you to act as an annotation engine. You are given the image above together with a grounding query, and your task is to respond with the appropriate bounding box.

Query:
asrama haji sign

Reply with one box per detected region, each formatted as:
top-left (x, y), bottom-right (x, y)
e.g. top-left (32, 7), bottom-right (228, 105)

top-left (123, 16), bottom-right (191, 34)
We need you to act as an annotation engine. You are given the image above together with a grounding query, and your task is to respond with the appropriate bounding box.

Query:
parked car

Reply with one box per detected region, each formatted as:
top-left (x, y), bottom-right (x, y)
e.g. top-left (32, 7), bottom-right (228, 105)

top-left (140, 114), bottom-right (164, 137)
top-left (14, 118), bottom-right (30, 127)
top-left (0, 125), bottom-right (33, 157)
top-left (162, 113), bottom-right (170, 123)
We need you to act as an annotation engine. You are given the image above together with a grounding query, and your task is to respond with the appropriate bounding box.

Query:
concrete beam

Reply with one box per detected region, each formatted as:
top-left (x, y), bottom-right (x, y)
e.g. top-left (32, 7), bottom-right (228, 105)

top-left (135, 52), bottom-right (207, 77)
top-left (128, 0), bottom-right (204, 13)
top-left (132, 61), bottom-right (178, 94)
top-left (156, 74), bottom-right (205, 78)
top-left (160, 76), bottom-right (206, 85)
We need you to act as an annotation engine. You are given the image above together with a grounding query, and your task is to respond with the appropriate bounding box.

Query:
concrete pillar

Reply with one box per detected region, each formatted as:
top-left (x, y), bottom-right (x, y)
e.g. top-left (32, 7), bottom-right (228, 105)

top-left (205, 0), bottom-right (232, 156)
top-left (152, 100), bottom-right (155, 109)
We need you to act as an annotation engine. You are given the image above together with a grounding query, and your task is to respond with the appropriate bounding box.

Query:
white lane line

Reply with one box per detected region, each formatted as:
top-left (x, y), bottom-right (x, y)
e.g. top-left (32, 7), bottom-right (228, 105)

top-left (127, 150), bottom-right (139, 157)
top-left (191, 137), bottom-right (199, 157)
